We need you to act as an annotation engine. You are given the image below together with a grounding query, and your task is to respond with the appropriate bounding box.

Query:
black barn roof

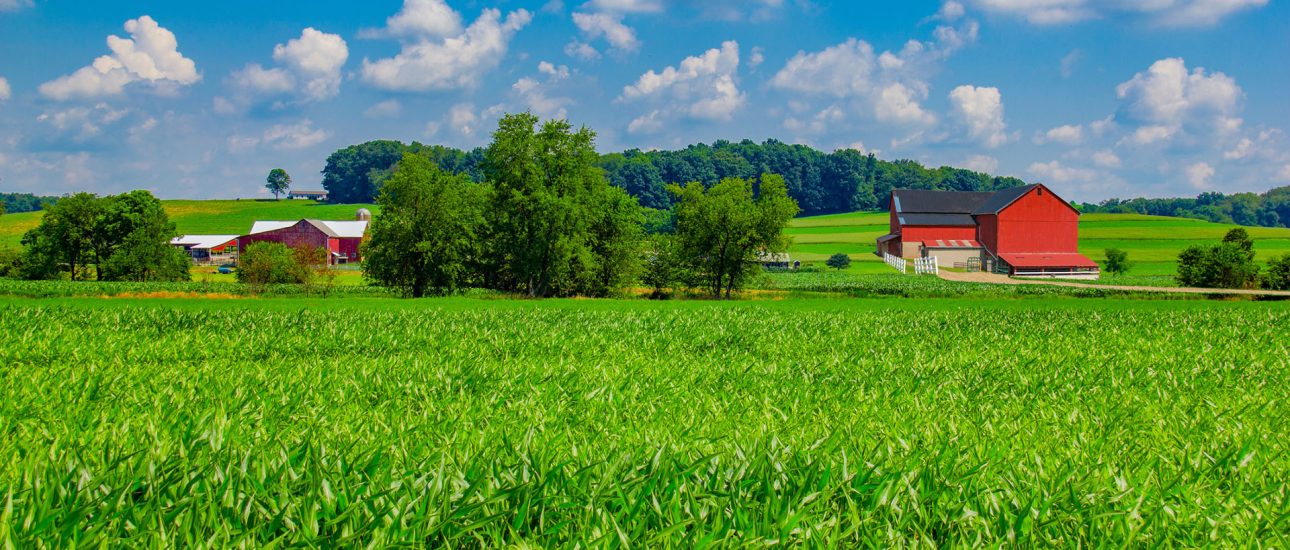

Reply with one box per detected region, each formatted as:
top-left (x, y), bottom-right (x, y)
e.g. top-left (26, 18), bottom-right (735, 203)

top-left (891, 189), bottom-right (996, 214)
top-left (972, 184), bottom-right (1041, 215)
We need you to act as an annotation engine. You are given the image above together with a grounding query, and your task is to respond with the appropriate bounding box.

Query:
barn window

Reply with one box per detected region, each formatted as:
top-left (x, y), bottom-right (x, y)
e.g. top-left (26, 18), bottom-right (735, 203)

top-left (1037, 188), bottom-right (1044, 196)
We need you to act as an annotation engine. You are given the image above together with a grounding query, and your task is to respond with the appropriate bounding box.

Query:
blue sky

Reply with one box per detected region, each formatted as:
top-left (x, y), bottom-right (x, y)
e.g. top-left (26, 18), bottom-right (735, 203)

top-left (0, 0), bottom-right (1287, 202)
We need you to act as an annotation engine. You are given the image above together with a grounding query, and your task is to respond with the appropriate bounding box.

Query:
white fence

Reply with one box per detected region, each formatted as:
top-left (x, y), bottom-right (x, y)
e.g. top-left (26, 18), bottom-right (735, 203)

top-left (883, 252), bottom-right (907, 274)
top-left (914, 256), bottom-right (939, 275)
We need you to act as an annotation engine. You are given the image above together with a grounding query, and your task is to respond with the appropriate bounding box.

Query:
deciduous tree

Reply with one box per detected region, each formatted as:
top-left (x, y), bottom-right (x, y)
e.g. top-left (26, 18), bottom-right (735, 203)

top-left (266, 168), bottom-right (292, 200)
top-left (670, 174), bottom-right (799, 298)
top-left (363, 153), bottom-right (488, 297)
top-left (483, 113), bottom-right (642, 297)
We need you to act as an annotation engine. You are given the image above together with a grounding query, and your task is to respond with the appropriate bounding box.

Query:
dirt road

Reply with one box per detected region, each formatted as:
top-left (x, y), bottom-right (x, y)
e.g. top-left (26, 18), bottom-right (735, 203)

top-left (937, 270), bottom-right (1290, 297)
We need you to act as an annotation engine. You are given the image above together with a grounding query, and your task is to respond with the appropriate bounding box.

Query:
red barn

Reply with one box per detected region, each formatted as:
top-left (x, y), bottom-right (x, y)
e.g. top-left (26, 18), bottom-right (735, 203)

top-left (876, 184), bottom-right (1099, 279)
top-left (239, 219), bottom-right (369, 265)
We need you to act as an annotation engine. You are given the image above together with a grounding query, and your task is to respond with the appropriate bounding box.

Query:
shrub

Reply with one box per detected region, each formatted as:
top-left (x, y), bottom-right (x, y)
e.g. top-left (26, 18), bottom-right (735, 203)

top-left (236, 242), bottom-right (325, 287)
top-left (826, 253), bottom-right (852, 271)
top-left (1103, 248), bottom-right (1131, 275)
top-left (1264, 253), bottom-right (1290, 291)
top-left (1176, 239), bottom-right (1260, 289)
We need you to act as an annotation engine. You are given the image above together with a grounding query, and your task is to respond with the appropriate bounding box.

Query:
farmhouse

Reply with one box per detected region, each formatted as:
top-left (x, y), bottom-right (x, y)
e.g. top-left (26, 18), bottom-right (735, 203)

top-left (171, 235), bottom-right (240, 265)
top-left (287, 190), bottom-right (329, 201)
top-left (239, 217), bottom-right (369, 265)
top-left (876, 184), bottom-right (1100, 279)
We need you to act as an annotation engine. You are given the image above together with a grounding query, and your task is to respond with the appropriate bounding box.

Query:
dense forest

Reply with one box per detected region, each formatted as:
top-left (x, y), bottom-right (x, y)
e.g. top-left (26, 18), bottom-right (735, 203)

top-left (321, 139), bottom-right (1029, 216)
top-left (0, 193), bottom-right (59, 214)
top-left (321, 139), bottom-right (1290, 228)
top-left (1077, 187), bottom-right (1290, 228)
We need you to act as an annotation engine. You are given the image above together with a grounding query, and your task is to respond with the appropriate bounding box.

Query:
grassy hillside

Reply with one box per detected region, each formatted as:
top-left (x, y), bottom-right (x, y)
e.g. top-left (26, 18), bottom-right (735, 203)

top-left (787, 211), bottom-right (1290, 276)
top-left (0, 200), bottom-right (378, 249)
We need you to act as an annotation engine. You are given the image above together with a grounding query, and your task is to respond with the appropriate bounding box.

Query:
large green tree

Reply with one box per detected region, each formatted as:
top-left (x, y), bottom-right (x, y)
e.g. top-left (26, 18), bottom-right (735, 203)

top-left (94, 191), bottom-right (191, 282)
top-left (670, 174), bottom-right (799, 298)
top-left (364, 153), bottom-right (489, 297)
top-left (20, 191), bottom-right (189, 282)
top-left (320, 140), bottom-right (408, 203)
top-left (483, 113), bottom-right (642, 297)
top-left (20, 192), bottom-right (102, 280)
top-left (265, 168), bottom-right (291, 200)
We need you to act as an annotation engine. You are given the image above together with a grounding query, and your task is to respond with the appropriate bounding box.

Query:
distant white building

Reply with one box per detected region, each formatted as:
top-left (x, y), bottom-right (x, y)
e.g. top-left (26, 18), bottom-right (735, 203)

top-left (287, 190), bottom-right (328, 201)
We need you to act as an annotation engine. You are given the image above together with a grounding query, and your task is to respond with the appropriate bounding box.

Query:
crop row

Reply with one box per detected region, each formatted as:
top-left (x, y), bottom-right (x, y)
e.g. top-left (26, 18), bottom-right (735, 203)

top-left (1, 298), bottom-right (1287, 545)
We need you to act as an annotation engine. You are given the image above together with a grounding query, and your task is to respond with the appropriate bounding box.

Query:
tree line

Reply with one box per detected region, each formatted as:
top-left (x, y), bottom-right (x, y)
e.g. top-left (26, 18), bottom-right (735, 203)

top-left (363, 113), bottom-right (798, 298)
top-left (4, 191), bottom-right (191, 282)
top-left (0, 193), bottom-right (60, 215)
top-left (1077, 187), bottom-right (1290, 229)
top-left (321, 139), bottom-right (1027, 216)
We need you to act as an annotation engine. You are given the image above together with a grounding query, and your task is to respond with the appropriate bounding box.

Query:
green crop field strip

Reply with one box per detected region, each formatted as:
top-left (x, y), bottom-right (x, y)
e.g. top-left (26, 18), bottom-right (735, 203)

top-left (1, 295), bottom-right (1287, 546)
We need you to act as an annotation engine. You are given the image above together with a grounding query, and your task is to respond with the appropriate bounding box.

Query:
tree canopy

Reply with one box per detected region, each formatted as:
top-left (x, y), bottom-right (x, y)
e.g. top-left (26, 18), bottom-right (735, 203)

top-left (363, 153), bottom-right (488, 297)
top-left (670, 174), bottom-right (799, 298)
top-left (266, 168), bottom-right (291, 200)
top-left (19, 190), bottom-right (189, 282)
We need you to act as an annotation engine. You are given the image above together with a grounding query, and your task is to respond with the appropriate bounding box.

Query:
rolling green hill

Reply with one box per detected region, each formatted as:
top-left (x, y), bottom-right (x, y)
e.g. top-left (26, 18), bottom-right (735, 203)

top-left (0, 200), bottom-right (378, 249)
top-left (787, 211), bottom-right (1290, 277)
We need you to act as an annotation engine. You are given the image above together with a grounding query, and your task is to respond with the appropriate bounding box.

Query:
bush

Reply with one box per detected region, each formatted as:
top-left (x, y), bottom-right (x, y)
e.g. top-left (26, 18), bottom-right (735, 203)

top-left (826, 253), bottom-right (852, 271)
top-left (1176, 228), bottom-right (1261, 289)
top-left (237, 243), bottom-right (325, 287)
top-left (1103, 248), bottom-right (1131, 275)
top-left (1264, 253), bottom-right (1290, 291)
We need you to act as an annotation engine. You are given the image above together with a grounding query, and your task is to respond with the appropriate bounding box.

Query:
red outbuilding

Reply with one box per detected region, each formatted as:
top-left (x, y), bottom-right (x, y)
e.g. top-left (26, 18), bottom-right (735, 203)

top-left (239, 219), bottom-right (369, 265)
top-left (876, 184), bottom-right (1099, 279)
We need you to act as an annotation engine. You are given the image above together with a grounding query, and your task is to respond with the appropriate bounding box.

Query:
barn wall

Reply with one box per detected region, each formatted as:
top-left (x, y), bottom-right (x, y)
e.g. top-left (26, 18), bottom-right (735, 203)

top-left (901, 225), bottom-right (977, 243)
top-left (923, 248), bottom-right (983, 266)
top-left (335, 237), bottom-right (362, 262)
top-left (977, 214), bottom-right (998, 253)
top-left (240, 222), bottom-right (329, 255)
top-left (995, 188), bottom-right (1079, 253)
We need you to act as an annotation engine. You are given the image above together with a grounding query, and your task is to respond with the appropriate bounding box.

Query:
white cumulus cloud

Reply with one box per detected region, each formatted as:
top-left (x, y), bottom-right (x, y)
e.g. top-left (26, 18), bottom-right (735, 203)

top-left (621, 40), bottom-right (745, 131)
top-left (948, 85), bottom-right (1008, 148)
top-left (1038, 124), bottom-right (1084, 145)
top-left (769, 17), bottom-right (977, 132)
top-left (362, 8), bottom-right (532, 91)
top-left (360, 0), bottom-right (463, 39)
top-left (572, 12), bottom-right (640, 53)
top-left (0, 77), bottom-right (10, 101)
top-left (39, 16), bottom-right (199, 100)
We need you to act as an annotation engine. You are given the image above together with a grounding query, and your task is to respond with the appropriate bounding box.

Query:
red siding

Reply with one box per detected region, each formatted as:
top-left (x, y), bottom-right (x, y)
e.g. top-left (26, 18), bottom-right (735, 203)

top-left (993, 187), bottom-right (1080, 254)
top-left (901, 225), bottom-right (977, 243)
top-left (240, 221), bottom-right (329, 253)
top-left (977, 214), bottom-right (998, 253)
top-left (336, 237), bottom-right (362, 261)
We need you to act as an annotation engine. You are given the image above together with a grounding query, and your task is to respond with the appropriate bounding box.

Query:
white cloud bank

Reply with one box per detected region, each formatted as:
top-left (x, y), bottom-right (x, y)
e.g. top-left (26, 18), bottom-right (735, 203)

top-left (39, 16), bottom-right (200, 100)
top-left (966, 0), bottom-right (1267, 27)
top-left (0, 77), bottom-right (11, 101)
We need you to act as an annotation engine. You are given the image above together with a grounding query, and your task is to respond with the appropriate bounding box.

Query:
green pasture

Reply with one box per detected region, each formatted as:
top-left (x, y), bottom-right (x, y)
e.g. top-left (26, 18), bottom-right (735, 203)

top-left (1, 295), bottom-right (1286, 546)
top-left (0, 200), bottom-right (377, 249)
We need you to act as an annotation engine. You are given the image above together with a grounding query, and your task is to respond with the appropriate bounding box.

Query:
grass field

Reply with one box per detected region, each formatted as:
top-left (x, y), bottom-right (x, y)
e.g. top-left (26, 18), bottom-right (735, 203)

top-left (1, 294), bottom-right (1286, 546)
top-left (0, 200), bottom-right (377, 249)
top-left (787, 211), bottom-right (1290, 277)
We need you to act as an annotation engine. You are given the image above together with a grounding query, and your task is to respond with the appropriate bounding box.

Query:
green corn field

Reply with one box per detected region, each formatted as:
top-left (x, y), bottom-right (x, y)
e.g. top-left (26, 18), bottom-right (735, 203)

top-left (2, 295), bottom-right (1288, 546)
